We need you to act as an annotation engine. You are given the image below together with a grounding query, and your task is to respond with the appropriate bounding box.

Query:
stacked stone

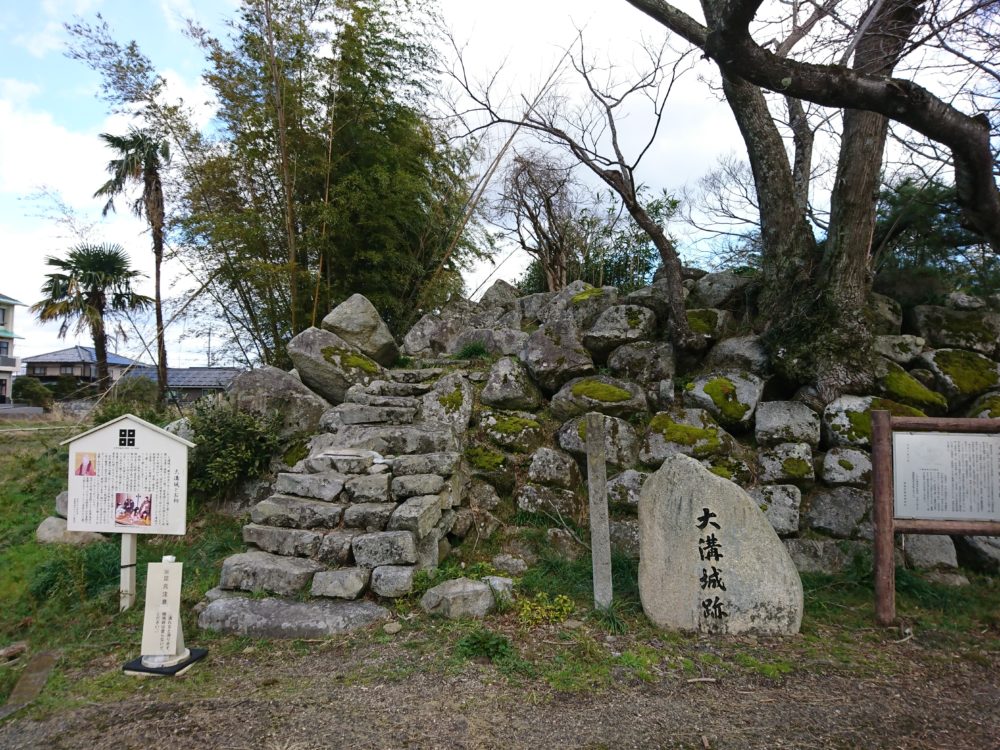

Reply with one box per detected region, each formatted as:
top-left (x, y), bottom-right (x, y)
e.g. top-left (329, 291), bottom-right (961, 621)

top-left (215, 370), bottom-right (471, 604)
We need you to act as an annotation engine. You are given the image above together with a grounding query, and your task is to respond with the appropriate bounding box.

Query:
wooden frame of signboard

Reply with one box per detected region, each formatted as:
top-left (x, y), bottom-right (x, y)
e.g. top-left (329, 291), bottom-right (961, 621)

top-left (871, 410), bottom-right (1000, 626)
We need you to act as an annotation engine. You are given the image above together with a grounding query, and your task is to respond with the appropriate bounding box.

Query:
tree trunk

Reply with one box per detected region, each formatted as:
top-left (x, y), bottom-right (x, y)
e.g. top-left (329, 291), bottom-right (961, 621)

top-left (146, 176), bottom-right (169, 407)
top-left (90, 309), bottom-right (110, 390)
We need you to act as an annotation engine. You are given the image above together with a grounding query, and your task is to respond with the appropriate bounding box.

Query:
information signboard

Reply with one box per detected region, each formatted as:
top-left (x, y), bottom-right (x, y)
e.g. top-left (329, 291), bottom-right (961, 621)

top-left (893, 431), bottom-right (1000, 522)
top-left (63, 414), bottom-right (193, 536)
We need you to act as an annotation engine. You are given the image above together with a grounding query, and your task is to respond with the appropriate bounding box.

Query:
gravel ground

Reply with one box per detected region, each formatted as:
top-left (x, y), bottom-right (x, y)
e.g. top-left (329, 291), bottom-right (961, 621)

top-left (1, 632), bottom-right (997, 750)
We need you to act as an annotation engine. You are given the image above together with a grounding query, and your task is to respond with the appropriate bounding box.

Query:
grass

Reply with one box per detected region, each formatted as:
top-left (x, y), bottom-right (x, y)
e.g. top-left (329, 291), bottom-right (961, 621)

top-left (1, 422), bottom-right (998, 715)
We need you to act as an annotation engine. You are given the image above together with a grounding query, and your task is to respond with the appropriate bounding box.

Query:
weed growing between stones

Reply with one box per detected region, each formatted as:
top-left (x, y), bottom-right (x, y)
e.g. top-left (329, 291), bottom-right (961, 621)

top-left (454, 341), bottom-right (489, 360)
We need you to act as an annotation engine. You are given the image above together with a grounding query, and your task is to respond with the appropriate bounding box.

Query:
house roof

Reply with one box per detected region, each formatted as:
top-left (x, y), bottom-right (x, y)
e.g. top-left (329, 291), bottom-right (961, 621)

top-left (21, 345), bottom-right (148, 366)
top-left (60, 412), bottom-right (195, 448)
top-left (0, 293), bottom-right (24, 306)
top-left (0, 327), bottom-right (23, 340)
top-left (124, 366), bottom-right (244, 390)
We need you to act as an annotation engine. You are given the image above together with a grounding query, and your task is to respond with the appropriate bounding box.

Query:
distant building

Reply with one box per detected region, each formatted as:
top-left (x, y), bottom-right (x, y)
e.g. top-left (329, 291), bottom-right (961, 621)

top-left (21, 346), bottom-right (148, 386)
top-left (0, 293), bottom-right (24, 403)
top-left (123, 366), bottom-right (244, 404)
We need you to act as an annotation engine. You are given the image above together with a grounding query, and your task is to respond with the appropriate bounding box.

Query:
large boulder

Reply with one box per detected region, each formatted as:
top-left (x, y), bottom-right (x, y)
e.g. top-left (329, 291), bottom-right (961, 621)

top-left (481, 410), bottom-right (544, 453)
top-left (526, 447), bottom-right (581, 490)
top-left (918, 349), bottom-right (1000, 406)
top-left (640, 408), bottom-right (736, 466)
top-left (908, 305), bottom-right (1000, 357)
top-left (687, 271), bottom-right (755, 309)
top-left (869, 293), bottom-right (903, 335)
top-left (420, 577), bottom-right (495, 619)
top-left (748, 485), bottom-right (801, 537)
top-left (557, 414), bottom-right (639, 470)
top-left (549, 375), bottom-right (649, 421)
top-left (820, 448), bottom-right (872, 487)
top-left (822, 395), bottom-right (926, 449)
top-left (754, 401), bottom-right (820, 448)
top-left (228, 365), bottom-right (331, 440)
top-left (804, 487), bottom-right (872, 539)
top-left (953, 536), bottom-right (1000, 574)
top-left (638, 454), bottom-right (803, 634)
top-left (758, 442), bottom-right (814, 484)
top-left (873, 334), bottom-right (925, 365)
top-left (682, 370), bottom-right (765, 431)
top-left (198, 597), bottom-right (389, 638)
top-left (321, 293), bottom-right (399, 366)
top-left (35, 516), bottom-right (105, 546)
top-left (582, 305), bottom-right (657, 362)
top-left (872, 356), bottom-right (948, 416)
top-left (287, 327), bottom-right (383, 404)
top-left (421, 373), bottom-right (474, 432)
top-left (538, 281), bottom-right (618, 329)
top-left (480, 357), bottom-right (543, 411)
top-left (479, 279), bottom-right (520, 308)
top-left (624, 280), bottom-right (679, 324)
top-left (519, 315), bottom-right (595, 394)
top-left (607, 341), bottom-right (675, 388)
top-left (703, 335), bottom-right (769, 376)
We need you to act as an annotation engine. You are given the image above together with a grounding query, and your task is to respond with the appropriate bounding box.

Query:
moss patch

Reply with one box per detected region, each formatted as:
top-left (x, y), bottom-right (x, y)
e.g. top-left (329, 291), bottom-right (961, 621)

top-left (625, 307), bottom-right (643, 329)
top-left (321, 346), bottom-right (379, 374)
top-left (931, 309), bottom-right (998, 348)
top-left (782, 457), bottom-right (812, 479)
top-left (438, 386), bottom-right (464, 413)
top-left (571, 379), bottom-right (632, 403)
top-left (838, 459), bottom-right (855, 471)
top-left (686, 309), bottom-right (718, 335)
top-left (490, 414), bottom-right (541, 435)
top-left (881, 366), bottom-right (948, 412)
top-left (934, 349), bottom-right (999, 395)
top-left (571, 286), bottom-right (604, 304)
top-left (974, 394), bottom-right (1000, 418)
top-left (465, 445), bottom-right (506, 471)
top-left (281, 440), bottom-right (309, 467)
top-left (702, 377), bottom-right (750, 423)
top-left (648, 414), bottom-right (722, 458)
top-left (844, 399), bottom-right (926, 443)
top-left (708, 464), bottom-right (733, 480)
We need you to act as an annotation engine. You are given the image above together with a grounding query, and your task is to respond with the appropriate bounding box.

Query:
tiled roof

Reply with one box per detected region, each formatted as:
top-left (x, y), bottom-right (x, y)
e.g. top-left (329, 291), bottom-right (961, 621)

top-left (0, 293), bottom-right (24, 306)
top-left (125, 366), bottom-right (244, 390)
top-left (21, 345), bottom-right (148, 366)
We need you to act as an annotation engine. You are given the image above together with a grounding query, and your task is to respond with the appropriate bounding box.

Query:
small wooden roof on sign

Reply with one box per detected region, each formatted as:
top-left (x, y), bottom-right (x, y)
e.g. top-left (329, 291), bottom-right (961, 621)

top-left (60, 413), bottom-right (196, 448)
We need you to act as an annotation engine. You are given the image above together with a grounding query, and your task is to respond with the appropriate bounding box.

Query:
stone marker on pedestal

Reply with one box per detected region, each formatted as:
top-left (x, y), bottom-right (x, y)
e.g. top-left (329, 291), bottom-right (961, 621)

top-left (638, 454), bottom-right (803, 635)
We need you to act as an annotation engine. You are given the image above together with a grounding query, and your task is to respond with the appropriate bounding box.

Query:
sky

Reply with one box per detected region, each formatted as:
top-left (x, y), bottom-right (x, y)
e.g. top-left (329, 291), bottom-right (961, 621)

top-left (0, 0), bottom-right (742, 368)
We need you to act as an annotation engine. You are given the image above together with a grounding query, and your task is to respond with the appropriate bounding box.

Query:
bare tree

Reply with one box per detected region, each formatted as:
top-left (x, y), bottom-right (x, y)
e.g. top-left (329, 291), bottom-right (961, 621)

top-left (494, 151), bottom-right (590, 292)
top-left (452, 36), bottom-right (702, 348)
top-left (625, 0), bottom-right (999, 398)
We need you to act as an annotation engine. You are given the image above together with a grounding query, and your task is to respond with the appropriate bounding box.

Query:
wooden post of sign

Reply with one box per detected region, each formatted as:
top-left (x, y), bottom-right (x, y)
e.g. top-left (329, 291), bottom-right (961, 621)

top-left (872, 410), bottom-right (896, 626)
top-left (585, 412), bottom-right (613, 611)
top-left (120, 533), bottom-right (137, 612)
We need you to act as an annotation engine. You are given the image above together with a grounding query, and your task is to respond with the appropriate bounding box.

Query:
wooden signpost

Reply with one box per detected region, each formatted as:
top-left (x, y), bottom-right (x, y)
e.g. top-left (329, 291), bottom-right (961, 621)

top-left (62, 414), bottom-right (194, 611)
top-left (871, 410), bottom-right (1000, 626)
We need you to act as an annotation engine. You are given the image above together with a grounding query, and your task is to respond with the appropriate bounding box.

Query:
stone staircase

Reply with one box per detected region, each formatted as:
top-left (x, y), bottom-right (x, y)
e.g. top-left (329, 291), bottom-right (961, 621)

top-left (198, 368), bottom-right (474, 638)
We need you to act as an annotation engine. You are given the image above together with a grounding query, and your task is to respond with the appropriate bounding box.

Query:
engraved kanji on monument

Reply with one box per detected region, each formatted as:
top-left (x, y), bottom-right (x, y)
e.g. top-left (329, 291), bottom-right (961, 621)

top-left (638, 454), bottom-right (803, 635)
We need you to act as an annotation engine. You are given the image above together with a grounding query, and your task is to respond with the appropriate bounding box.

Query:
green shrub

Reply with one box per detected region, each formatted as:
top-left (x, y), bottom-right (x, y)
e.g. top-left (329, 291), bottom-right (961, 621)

top-left (188, 399), bottom-right (281, 503)
top-left (455, 626), bottom-right (515, 663)
top-left (455, 341), bottom-right (488, 360)
top-left (12, 376), bottom-right (53, 409)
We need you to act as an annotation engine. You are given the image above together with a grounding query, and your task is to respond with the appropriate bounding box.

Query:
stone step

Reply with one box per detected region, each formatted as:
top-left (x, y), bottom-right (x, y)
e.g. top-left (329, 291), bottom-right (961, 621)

top-left (345, 384), bottom-right (423, 408)
top-left (388, 368), bottom-right (444, 383)
top-left (219, 550), bottom-right (325, 597)
top-left (302, 448), bottom-right (380, 474)
top-left (343, 502), bottom-right (398, 531)
top-left (390, 452), bottom-right (461, 476)
top-left (312, 424), bottom-right (460, 455)
top-left (251, 495), bottom-right (345, 529)
top-left (198, 597), bottom-right (389, 638)
top-left (365, 380), bottom-right (433, 397)
top-left (243, 524), bottom-right (359, 565)
top-left (274, 471), bottom-right (348, 502)
top-left (323, 403), bottom-right (417, 427)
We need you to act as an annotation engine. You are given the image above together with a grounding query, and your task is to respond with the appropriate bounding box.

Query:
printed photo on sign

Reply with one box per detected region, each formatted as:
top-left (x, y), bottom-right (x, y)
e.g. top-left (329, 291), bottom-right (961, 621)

top-left (74, 452), bottom-right (97, 476)
top-left (114, 493), bottom-right (153, 527)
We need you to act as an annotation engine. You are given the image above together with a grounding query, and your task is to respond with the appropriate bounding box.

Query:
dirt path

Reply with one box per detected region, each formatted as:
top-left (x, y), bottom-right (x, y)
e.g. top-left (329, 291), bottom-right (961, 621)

top-left (2, 636), bottom-right (997, 750)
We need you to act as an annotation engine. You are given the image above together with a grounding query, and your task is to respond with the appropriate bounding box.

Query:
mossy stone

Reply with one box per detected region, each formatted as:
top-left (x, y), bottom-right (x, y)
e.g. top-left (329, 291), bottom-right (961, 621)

top-left (934, 349), bottom-right (999, 395)
top-left (281, 439), bottom-right (309, 466)
top-left (438, 386), bottom-right (464, 413)
top-left (838, 459), bottom-right (855, 471)
top-left (703, 377), bottom-right (750, 423)
top-left (648, 413), bottom-right (722, 458)
top-left (570, 379), bottom-right (632, 403)
top-left (782, 457), bottom-right (811, 479)
top-left (845, 399), bottom-right (926, 443)
top-left (491, 414), bottom-right (541, 435)
top-left (881, 366), bottom-right (948, 412)
top-left (571, 287), bottom-right (604, 304)
top-left (686, 309), bottom-right (718, 335)
top-left (465, 445), bottom-right (506, 471)
top-left (321, 346), bottom-right (379, 374)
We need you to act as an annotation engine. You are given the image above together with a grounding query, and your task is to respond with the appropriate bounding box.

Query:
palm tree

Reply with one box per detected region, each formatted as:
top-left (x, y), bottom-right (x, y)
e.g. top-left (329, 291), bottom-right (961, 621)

top-left (95, 128), bottom-right (170, 404)
top-left (31, 243), bottom-right (152, 388)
